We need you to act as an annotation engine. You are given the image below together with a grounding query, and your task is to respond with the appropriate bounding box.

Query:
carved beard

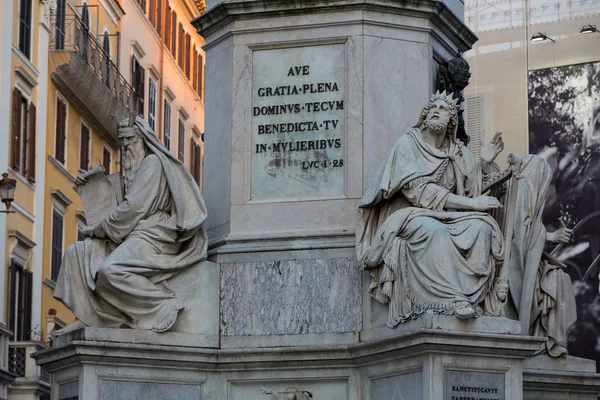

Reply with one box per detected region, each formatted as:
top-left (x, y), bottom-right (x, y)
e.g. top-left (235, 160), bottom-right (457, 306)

top-left (122, 147), bottom-right (146, 192)
top-left (425, 116), bottom-right (449, 137)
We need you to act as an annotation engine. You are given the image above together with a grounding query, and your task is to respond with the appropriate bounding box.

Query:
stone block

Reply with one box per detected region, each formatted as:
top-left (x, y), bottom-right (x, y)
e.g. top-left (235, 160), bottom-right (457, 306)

top-left (371, 371), bottom-right (424, 400)
top-left (98, 380), bottom-right (202, 400)
top-left (220, 258), bottom-right (361, 336)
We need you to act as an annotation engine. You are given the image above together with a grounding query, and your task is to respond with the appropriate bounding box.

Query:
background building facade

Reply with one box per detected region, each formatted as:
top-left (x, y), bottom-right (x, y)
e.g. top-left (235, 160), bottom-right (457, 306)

top-left (0, 0), bottom-right (205, 396)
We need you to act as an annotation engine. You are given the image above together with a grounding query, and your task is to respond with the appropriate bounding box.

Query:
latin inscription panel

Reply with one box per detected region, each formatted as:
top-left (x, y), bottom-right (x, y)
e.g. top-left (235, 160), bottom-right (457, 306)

top-left (445, 370), bottom-right (505, 400)
top-left (251, 44), bottom-right (346, 200)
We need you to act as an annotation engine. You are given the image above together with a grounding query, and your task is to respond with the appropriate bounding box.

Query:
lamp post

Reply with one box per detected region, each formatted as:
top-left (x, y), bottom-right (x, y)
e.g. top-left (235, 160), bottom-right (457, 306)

top-left (0, 173), bottom-right (17, 214)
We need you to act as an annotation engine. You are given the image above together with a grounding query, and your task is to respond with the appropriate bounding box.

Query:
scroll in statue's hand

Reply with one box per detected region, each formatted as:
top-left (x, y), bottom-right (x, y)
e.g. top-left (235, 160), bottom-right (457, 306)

top-left (471, 195), bottom-right (503, 211)
top-left (480, 132), bottom-right (504, 165)
top-left (546, 228), bottom-right (573, 244)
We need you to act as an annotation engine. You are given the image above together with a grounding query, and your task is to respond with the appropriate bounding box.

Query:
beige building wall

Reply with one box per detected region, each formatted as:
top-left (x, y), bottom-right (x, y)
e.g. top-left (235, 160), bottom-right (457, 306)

top-left (118, 0), bottom-right (206, 186)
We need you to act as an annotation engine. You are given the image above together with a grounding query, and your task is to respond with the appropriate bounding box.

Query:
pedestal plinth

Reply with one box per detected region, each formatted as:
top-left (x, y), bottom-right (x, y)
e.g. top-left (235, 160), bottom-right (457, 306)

top-left (37, 315), bottom-right (600, 400)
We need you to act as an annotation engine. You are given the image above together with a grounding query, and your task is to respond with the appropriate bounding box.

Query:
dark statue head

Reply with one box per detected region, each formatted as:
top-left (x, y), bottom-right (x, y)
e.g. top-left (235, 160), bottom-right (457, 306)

top-left (446, 56), bottom-right (471, 91)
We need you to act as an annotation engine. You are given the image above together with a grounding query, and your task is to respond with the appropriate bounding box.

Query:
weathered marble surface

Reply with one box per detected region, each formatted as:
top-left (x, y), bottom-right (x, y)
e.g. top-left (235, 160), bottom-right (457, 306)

top-left (371, 371), bottom-right (423, 400)
top-left (221, 258), bottom-right (361, 336)
top-left (99, 381), bottom-right (202, 400)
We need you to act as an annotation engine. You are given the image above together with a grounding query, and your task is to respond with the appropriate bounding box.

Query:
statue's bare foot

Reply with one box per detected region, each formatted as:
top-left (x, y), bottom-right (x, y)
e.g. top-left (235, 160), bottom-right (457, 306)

top-left (152, 309), bottom-right (180, 333)
top-left (454, 304), bottom-right (477, 319)
top-left (55, 320), bottom-right (88, 336)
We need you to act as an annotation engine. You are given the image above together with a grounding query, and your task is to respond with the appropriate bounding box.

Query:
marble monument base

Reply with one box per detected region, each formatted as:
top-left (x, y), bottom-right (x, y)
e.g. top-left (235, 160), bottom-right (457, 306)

top-left (33, 315), bottom-right (600, 399)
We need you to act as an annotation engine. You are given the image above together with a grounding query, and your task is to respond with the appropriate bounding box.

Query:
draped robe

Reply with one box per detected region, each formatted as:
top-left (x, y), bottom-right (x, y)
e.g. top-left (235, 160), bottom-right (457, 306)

top-left (54, 118), bottom-right (208, 330)
top-left (357, 128), bottom-right (504, 327)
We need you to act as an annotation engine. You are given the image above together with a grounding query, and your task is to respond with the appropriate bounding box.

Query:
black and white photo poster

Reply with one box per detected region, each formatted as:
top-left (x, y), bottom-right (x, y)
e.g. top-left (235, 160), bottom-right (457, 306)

top-left (529, 61), bottom-right (600, 367)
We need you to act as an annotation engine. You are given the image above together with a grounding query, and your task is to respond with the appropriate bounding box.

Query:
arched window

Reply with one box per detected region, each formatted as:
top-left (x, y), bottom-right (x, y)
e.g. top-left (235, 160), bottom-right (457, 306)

top-left (102, 32), bottom-right (111, 86)
top-left (54, 0), bottom-right (66, 49)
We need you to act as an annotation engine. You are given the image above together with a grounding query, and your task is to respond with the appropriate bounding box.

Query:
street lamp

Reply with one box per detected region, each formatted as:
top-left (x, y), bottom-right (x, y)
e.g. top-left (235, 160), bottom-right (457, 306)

top-left (0, 173), bottom-right (17, 214)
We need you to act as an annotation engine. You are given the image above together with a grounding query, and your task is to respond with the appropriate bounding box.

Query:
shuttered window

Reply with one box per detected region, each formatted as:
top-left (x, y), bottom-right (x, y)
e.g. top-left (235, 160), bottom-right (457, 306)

top-left (27, 103), bottom-right (36, 182)
top-left (163, 100), bottom-right (171, 150)
top-left (178, 24), bottom-right (184, 70)
top-left (156, 0), bottom-right (162, 35)
top-left (184, 34), bottom-right (191, 79)
top-left (131, 56), bottom-right (145, 117)
top-left (9, 262), bottom-right (33, 341)
top-left (149, 0), bottom-right (155, 25)
top-left (12, 89), bottom-right (23, 172)
top-left (170, 14), bottom-right (177, 58)
top-left (103, 147), bottom-right (111, 173)
top-left (197, 53), bottom-right (203, 99)
top-left (18, 0), bottom-right (32, 58)
top-left (178, 119), bottom-right (184, 162)
top-left (137, 0), bottom-right (146, 12)
top-left (164, 3), bottom-right (171, 48)
top-left (80, 123), bottom-right (90, 171)
top-left (55, 97), bottom-right (67, 164)
top-left (51, 210), bottom-right (64, 282)
top-left (55, 0), bottom-right (66, 49)
top-left (191, 138), bottom-right (201, 186)
top-left (465, 94), bottom-right (484, 163)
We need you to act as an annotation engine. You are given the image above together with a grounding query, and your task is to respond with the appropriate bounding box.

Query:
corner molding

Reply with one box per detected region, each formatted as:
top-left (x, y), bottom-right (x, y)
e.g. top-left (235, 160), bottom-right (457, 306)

top-left (15, 66), bottom-right (38, 88)
top-left (8, 230), bottom-right (37, 249)
top-left (147, 64), bottom-right (161, 81)
top-left (131, 40), bottom-right (146, 59)
top-left (178, 106), bottom-right (190, 121)
top-left (163, 86), bottom-right (176, 102)
top-left (51, 188), bottom-right (73, 208)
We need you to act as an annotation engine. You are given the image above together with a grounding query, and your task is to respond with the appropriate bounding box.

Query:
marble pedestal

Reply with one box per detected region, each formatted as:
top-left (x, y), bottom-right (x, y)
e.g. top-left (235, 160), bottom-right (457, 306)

top-left (33, 316), bottom-right (600, 399)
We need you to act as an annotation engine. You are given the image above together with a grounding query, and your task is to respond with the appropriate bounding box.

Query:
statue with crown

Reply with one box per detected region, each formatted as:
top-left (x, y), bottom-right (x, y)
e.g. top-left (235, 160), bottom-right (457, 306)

top-left (357, 91), bottom-right (577, 358)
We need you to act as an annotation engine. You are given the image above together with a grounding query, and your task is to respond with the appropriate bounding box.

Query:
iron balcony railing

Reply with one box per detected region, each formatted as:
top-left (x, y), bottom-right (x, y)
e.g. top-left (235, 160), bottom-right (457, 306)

top-left (51, 15), bottom-right (137, 117)
top-left (8, 341), bottom-right (50, 382)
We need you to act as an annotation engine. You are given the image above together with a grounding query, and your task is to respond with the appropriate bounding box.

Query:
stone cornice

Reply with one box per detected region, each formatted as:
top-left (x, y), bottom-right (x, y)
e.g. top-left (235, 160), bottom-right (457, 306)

top-left (192, 0), bottom-right (477, 52)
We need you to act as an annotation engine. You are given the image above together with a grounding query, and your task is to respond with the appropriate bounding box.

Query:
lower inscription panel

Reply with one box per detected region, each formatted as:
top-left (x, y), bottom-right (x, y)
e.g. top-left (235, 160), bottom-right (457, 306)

top-left (445, 370), bottom-right (505, 400)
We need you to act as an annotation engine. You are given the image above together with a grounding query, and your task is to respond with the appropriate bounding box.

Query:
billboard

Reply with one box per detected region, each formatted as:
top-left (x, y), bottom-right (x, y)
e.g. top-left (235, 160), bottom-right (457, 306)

top-left (528, 61), bottom-right (600, 366)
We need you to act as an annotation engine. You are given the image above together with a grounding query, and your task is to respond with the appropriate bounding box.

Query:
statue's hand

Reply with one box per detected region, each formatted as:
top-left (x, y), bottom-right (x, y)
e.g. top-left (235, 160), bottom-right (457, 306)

top-left (547, 228), bottom-right (573, 244)
top-left (471, 195), bottom-right (503, 211)
top-left (81, 225), bottom-right (96, 238)
top-left (74, 171), bottom-right (88, 186)
top-left (480, 132), bottom-right (504, 165)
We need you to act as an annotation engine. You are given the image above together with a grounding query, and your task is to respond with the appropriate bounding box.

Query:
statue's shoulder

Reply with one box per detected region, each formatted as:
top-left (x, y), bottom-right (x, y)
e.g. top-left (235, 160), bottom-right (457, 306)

top-left (142, 153), bottom-right (161, 167)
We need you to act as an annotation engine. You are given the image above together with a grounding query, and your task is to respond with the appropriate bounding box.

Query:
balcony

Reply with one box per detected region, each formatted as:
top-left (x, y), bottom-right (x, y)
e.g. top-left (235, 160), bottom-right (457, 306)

top-left (0, 324), bottom-right (14, 399)
top-left (50, 17), bottom-right (137, 147)
top-left (8, 341), bottom-right (50, 398)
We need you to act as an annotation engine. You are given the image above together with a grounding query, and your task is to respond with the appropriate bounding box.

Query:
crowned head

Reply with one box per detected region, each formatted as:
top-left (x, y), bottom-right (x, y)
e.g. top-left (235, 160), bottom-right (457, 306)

top-left (415, 91), bottom-right (459, 140)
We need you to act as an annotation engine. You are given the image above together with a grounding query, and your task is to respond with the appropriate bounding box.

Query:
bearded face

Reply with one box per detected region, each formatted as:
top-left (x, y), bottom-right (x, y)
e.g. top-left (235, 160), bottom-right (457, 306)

top-left (425, 99), bottom-right (452, 137)
top-left (119, 126), bottom-right (147, 191)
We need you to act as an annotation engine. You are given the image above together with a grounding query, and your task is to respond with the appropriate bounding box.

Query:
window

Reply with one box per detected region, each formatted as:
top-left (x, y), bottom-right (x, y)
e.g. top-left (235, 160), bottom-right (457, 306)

top-left (51, 210), bottom-right (64, 282)
top-left (156, 0), bottom-right (163, 35)
top-left (80, 123), bottom-right (90, 170)
top-left (191, 137), bottom-right (201, 186)
top-left (18, 0), bottom-right (33, 58)
top-left (178, 119), bottom-right (184, 162)
top-left (178, 23), bottom-right (184, 70)
top-left (196, 53), bottom-right (203, 99)
top-left (164, 3), bottom-right (171, 48)
top-left (55, 0), bottom-right (66, 50)
top-left (137, 0), bottom-right (146, 12)
top-left (81, 3), bottom-right (90, 61)
top-left (55, 97), bottom-right (67, 164)
top-left (170, 13), bottom-right (177, 58)
top-left (131, 56), bottom-right (145, 117)
top-left (102, 32), bottom-right (111, 86)
top-left (149, 0), bottom-right (155, 26)
top-left (11, 88), bottom-right (37, 181)
top-left (149, 79), bottom-right (156, 131)
top-left (163, 100), bottom-right (171, 150)
top-left (184, 34), bottom-right (191, 79)
top-left (9, 261), bottom-right (32, 341)
top-left (102, 146), bottom-right (111, 173)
